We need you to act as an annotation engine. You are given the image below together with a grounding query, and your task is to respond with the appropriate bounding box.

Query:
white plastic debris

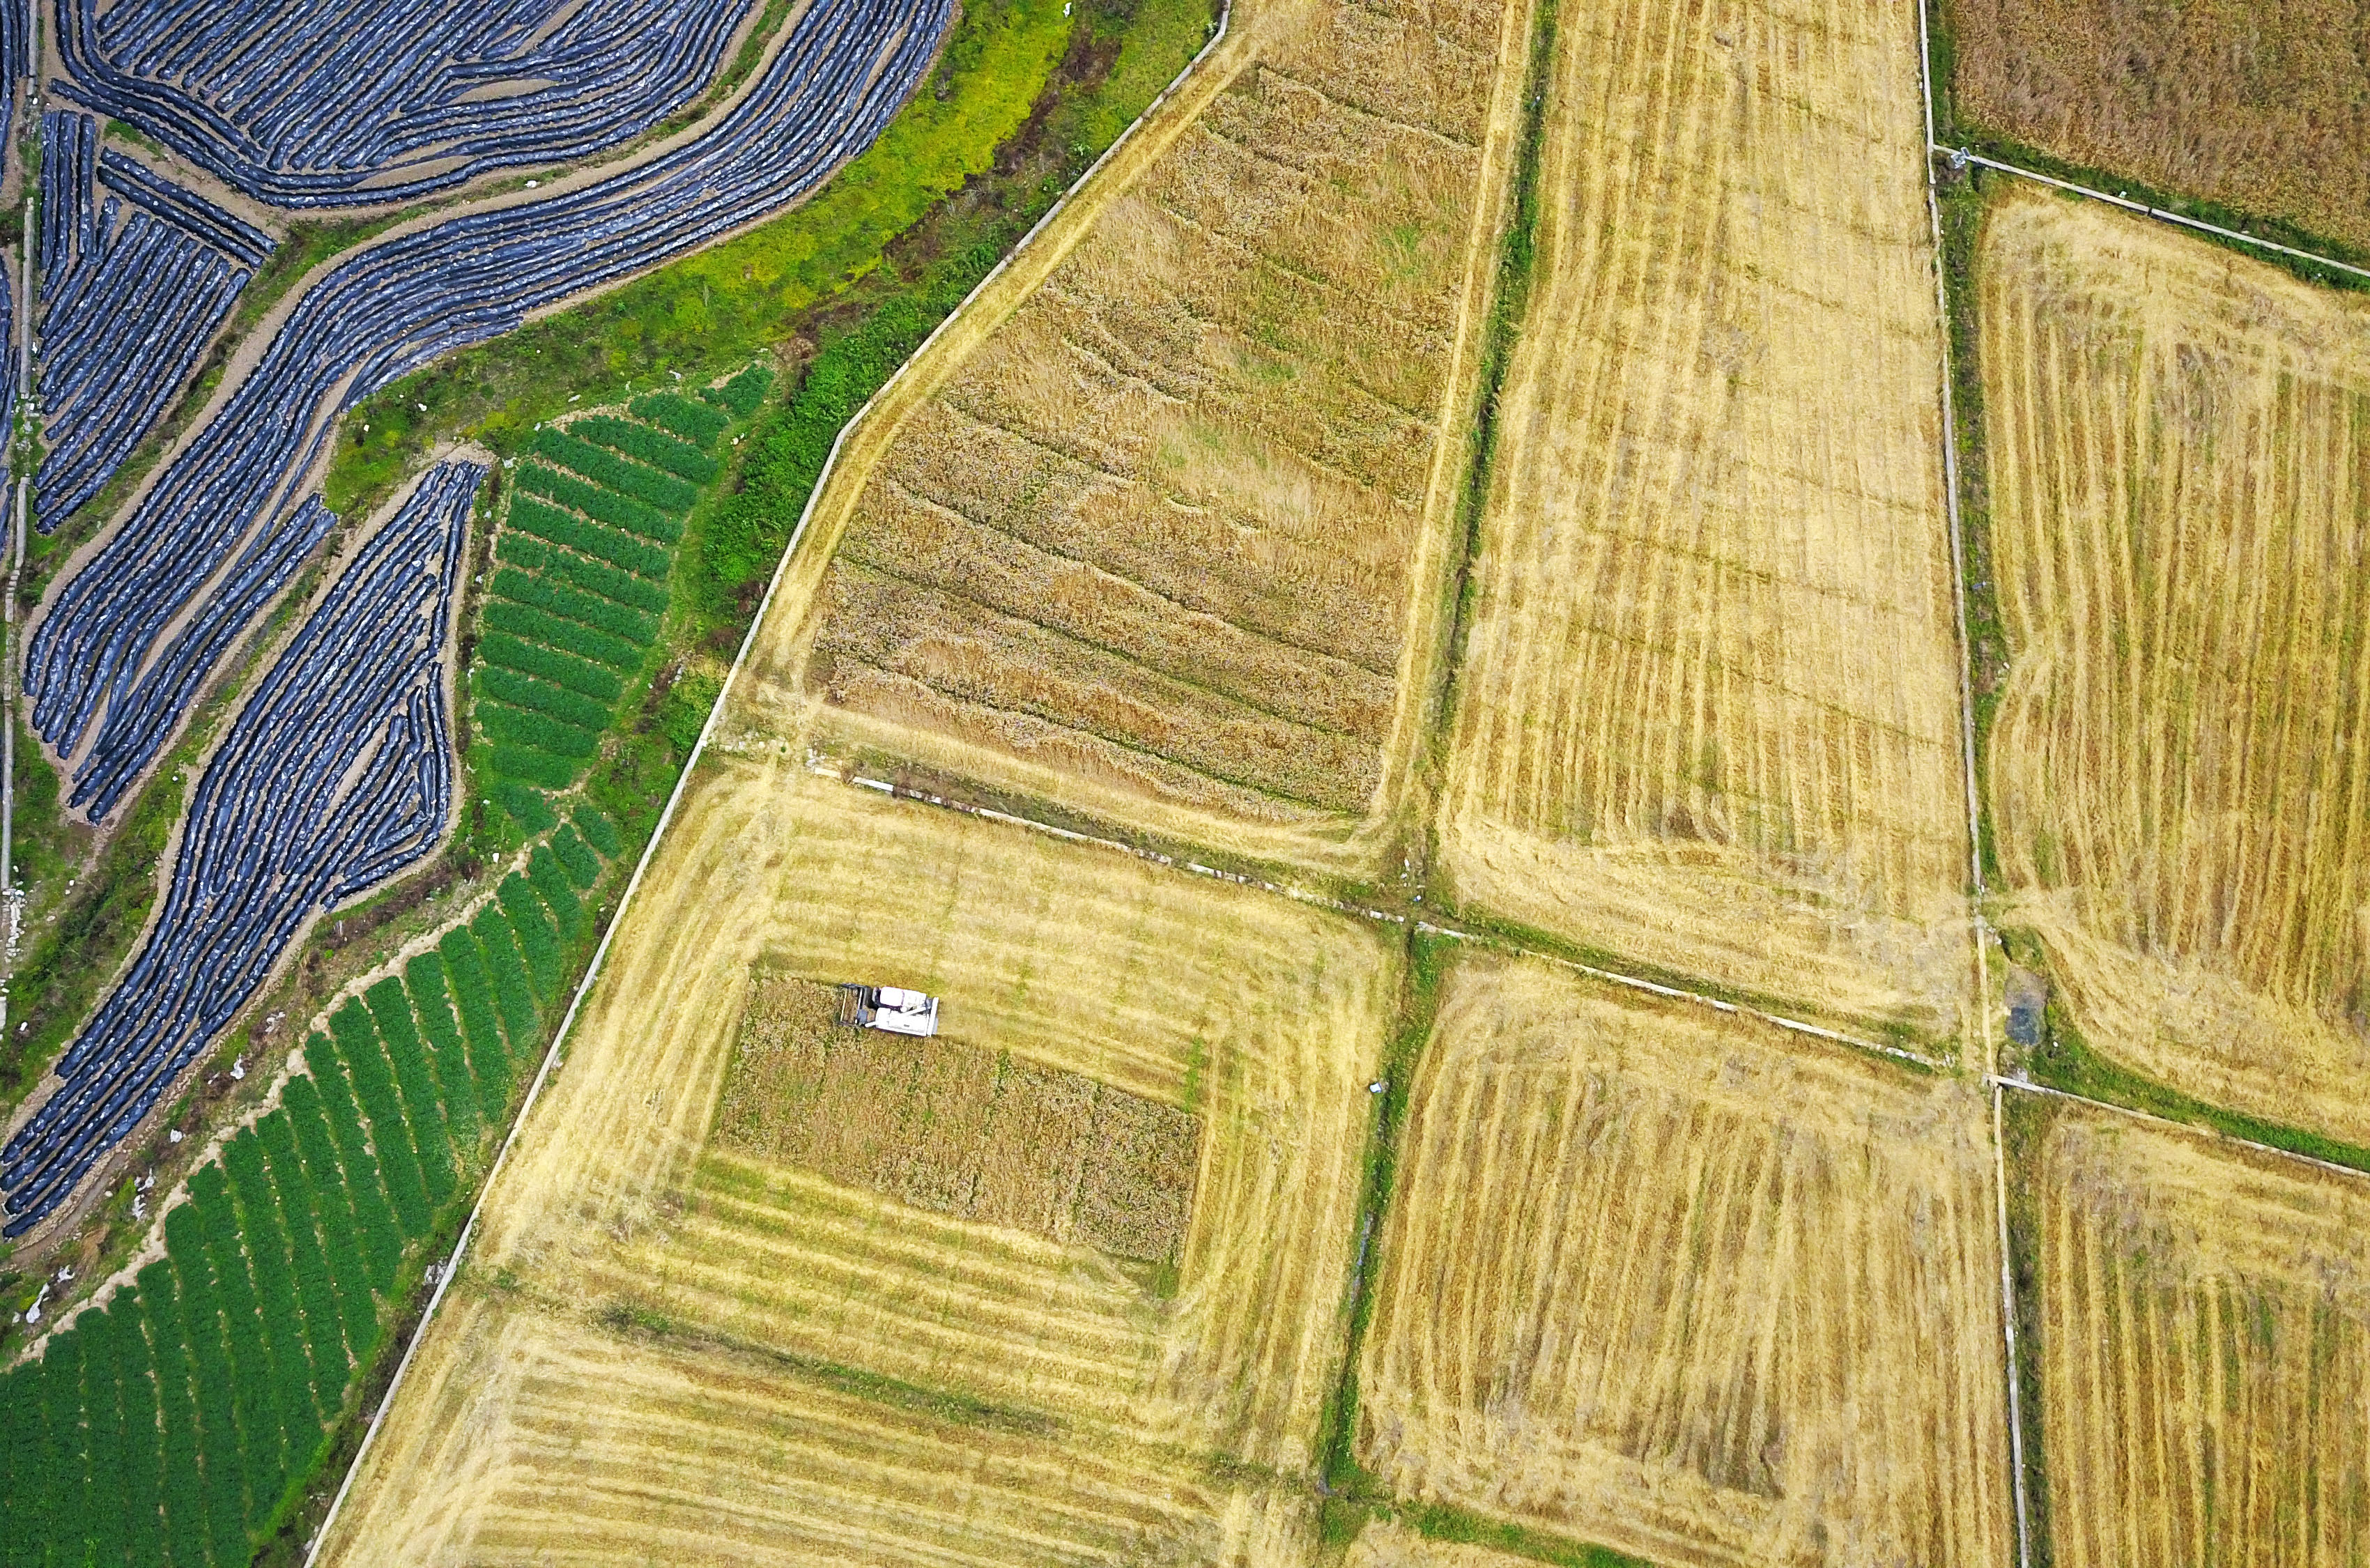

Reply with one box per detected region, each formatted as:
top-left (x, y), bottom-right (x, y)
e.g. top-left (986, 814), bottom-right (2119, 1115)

top-left (168, 1129), bottom-right (183, 1144)
top-left (229, 1057), bottom-right (245, 1082)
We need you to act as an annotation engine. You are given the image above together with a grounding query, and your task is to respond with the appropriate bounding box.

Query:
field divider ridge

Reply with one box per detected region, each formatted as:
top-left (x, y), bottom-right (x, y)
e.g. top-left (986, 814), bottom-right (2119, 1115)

top-left (833, 769), bottom-right (1945, 1074)
top-left (298, 6), bottom-right (1240, 1558)
top-left (1942, 147), bottom-right (2370, 284)
top-left (1990, 1074), bottom-right (2370, 1185)
top-left (1917, 4), bottom-right (2030, 1561)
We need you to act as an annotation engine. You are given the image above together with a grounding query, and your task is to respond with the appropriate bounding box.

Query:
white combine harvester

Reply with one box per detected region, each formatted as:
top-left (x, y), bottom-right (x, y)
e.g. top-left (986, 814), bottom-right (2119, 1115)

top-left (836, 982), bottom-right (939, 1037)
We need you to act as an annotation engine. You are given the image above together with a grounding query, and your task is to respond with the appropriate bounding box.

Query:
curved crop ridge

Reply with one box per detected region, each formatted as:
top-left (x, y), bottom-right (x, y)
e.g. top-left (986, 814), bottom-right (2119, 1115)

top-left (36, 112), bottom-right (268, 541)
top-left (0, 463), bottom-right (480, 1236)
top-left (53, 0), bottom-right (759, 209)
top-left (29, 0), bottom-right (951, 820)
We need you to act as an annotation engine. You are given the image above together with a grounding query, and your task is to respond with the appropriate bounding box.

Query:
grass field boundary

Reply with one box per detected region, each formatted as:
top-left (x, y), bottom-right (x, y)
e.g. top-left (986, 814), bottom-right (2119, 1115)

top-left (298, 5), bottom-right (1239, 1558)
top-left (1941, 149), bottom-right (2370, 286)
top-left (1992, 1075), bottom-right (2370, 1186)
top-left (1916, 6), bottom-right (2028, 1560)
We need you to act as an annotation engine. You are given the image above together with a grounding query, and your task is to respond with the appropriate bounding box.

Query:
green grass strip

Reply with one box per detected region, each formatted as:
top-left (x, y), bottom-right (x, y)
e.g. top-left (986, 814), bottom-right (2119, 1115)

top-left (470, 907), bottom-right (544, 1051)
top-left (517, 463), bottom-right (683, 546)
top-left (406, 951), bottom-right (482, 1155)
top-left (323, 1006), bottom-right (431, 1238)
top-left (289, 1063), bottom-right (399, 1300)
top-left (497, 874), bottom-right (568, 1001)
top-left (532, 428), bottom-right (700, 512)
top-left (478, 700), bottom-right (601, 761)
top-left (550, 823), bottom-right (602, 888)
top-left (568, 413), bottom-right (721, 483)
top-left (491, 566), bottom-right (659, 647)
top-left (526, 844), bottom-right (588, 944)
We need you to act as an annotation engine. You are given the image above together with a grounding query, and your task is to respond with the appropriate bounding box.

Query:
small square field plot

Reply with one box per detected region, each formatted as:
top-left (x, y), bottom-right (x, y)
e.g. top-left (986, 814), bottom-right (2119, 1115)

top-left (1357, 951), bottom-right (2015, 1567)
top-left (799, 0), bottom-right (1522, 876)
top-left (1979, 188), bottom-right (2370, 1145)
top-left (2027, 1101), bottom-right (2370, 1566)
top-left (322, 762), bottom-right (1399, 1565)
top-left (1436, 0), bottom-right (1974, 1042)
top-left (1951, 0), bottom-right (2370, 254)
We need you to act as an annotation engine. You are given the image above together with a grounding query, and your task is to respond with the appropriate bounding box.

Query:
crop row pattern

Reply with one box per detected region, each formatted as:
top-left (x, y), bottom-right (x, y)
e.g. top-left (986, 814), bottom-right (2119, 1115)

top-left (0, 463), bottom-right (479, 1233)
top-left (36, 113), bottom-right (270, 535)
top-left (52, 0), bottom-right (755, 208)
top-left (29, 0), bottom-right (950, 820)
top-left (0, 810), bottom-right (613, 1561)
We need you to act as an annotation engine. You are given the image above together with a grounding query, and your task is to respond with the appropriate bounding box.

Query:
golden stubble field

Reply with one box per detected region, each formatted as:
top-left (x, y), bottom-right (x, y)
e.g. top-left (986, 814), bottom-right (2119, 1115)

top-left (1435, 0), bottom-right (1976, 1040)
top-left (2027, 1100), bottom-right (2370, 1567)
top-left (772, 0), bottom-right (1532, 879)
top-left (1950, 0), bottom-right (2370, 256)
top-left (319, 758), bottom-right (1401, 1565)
top-left (1356, 951), bottom-right (2016, 1568)
top-left (1978, 188), bottom-right (2370, 1145)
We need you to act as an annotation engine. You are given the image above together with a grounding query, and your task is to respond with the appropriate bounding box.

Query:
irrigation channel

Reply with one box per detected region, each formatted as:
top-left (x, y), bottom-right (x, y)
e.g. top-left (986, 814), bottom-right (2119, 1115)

top-left (0, 0), bottom-right (954, 1235)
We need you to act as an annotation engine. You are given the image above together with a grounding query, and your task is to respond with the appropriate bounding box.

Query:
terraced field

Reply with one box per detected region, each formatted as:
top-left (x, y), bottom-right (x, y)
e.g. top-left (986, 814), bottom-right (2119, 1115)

top-left (321, 765), bottom-right (1396, 1562)
top-left (1357, 951), bottom-right (2015, 1567)
top-left (2029, 1102), bottom-right (2370, 1567)
top-left (1978, 187), bottom-right (2370, 1144)
top-left (785, 0), bottom-right (1530, 875)
top-left (1435, 0), bottom-right (1973, 1039)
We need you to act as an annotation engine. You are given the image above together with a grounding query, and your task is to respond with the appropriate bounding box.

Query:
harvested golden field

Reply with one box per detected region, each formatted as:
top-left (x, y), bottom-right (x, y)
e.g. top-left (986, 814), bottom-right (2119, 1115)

top-left (1435, 0), bottom-right (1975, 1039)
top-left (2029, 1101), bottom-right (2370, 1567)
top-left (716, 974), bottom-right (1201, 1261)
top-left (1951, 0), bottom-right (2370, 255)
top-left (788, 0), bottom-right (1531, 875)
top-left (1979, 188), bottom-right (2370, 1144)
top-left (1341, 1518), bottom-right (1537, 1568)
top-left (321, 756), bottom-right (1396, 1563)
top-left (1357, 951), bottom-right (2015, 1567)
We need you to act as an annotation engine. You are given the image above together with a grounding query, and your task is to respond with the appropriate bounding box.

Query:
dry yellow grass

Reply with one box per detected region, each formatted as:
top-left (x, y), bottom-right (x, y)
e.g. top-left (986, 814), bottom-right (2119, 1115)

top-left (2030, 1101), bottom-right (2370, 1567)
top-left (1341, 1518), bottom-right (1538, 1568)
top-left (321, 756), bottom-right (1397, 1563)
top-left (1357, 951), bottom-right (2015, 1567)
top-left (1979, 187), bottom-right (2370, 1144)
top-left (1951, 0), bottom-right (2370, 255)
top-left (716, 975), bottom-right (1201, 1260)
top-left (777, 0), bottom-right (1533, 876)
top-left (1434, 0), bottom-right (1976, 1040)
